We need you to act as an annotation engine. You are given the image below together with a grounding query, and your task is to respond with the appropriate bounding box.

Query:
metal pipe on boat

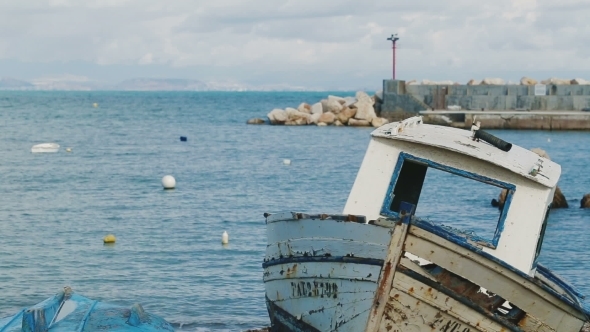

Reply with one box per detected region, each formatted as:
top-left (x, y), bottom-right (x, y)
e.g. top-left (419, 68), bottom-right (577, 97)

top-left (473, 129), bottom-right (512, 152)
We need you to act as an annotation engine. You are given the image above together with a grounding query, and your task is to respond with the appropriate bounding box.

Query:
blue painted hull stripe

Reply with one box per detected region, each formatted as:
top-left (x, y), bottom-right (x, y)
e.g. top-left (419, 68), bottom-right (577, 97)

top-left (536, 264), bottom-right (586, 299)
top-left (263, 256), bottom-right (384, 269)
top-left (379, 151), bottom-right (515, 249)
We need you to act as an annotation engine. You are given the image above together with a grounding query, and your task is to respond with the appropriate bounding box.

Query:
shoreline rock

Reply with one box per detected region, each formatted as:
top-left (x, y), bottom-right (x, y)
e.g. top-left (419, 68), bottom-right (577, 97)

top-left (247, 91), bottom-right (389, 128)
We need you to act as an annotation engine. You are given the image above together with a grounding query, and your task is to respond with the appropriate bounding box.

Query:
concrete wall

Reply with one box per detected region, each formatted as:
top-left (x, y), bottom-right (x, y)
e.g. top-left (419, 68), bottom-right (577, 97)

top-left (381, 79), bottom-right (590, 116)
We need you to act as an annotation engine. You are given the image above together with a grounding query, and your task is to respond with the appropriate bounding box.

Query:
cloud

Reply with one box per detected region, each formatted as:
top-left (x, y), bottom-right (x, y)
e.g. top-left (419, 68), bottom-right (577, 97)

top-left (0, 0), bottom-right (590, 88)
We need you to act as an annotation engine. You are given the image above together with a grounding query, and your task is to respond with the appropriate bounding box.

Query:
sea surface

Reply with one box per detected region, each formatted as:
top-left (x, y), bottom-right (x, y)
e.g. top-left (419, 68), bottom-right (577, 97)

top-left (0, 91), bottom-right (589, 331)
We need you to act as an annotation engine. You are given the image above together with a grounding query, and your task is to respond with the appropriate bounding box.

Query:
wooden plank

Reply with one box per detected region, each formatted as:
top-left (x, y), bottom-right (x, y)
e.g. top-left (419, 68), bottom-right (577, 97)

top-left (365, 206), bottom-right (413, 332)
top-left (408, 225), bottom-right (585, 319)
top-left (396, 259), bottom-right (556, 332)
top-left (387, 271), bottom-right (508, 331)
top-left (404, 230), bottom-right (585, 331)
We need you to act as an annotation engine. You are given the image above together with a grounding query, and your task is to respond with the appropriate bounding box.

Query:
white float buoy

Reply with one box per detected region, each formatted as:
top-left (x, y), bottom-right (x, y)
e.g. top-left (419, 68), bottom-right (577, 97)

top-left (547, 138), bottom-right (551, 142)
top-left (65, 147), bottom-right (72, 152)
top-left (162, 175), bottom-right (176, 189)
top-left (222, 231), bottom-right (229, 244)
top-left (283, 159), bottom-right (291, 165)
top-left (93, 103), bottom-right (99, 108)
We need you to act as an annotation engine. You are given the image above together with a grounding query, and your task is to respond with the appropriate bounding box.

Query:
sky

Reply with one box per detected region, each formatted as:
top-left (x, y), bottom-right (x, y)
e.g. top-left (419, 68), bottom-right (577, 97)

top-left (0, 0), bottom-right (589, 90)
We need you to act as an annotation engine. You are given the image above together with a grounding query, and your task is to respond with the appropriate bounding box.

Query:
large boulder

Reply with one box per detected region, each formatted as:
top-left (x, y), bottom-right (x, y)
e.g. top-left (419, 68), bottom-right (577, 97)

top-left (492, 186), bottom-right (568, 209)
top-left (481, 78), bottom-right (505, 85)
top-left (422, 79), bottom-right (454, 85)
top-left (328, 95), bottom-right (346, 104)
top-left (287, 110), bottom-right (311, 124)
top-left (371, 117), bottom-right (389, 128)
top-left (337, 107), bottom-right (357, 124)
top-left (326, 98), bottom-right (344, 114)
top-left (355, 91), bottom-right (374, 105)
top-left (541, 78), bottom-right (571, 85)
top-left (354, 103), bottom-right (376, 122)
top-left (310, 102), bottom-right (323, 115)
top-left (571, 78), bottom-right (590, 85)
top-left (520, 77), bottom-right (537, 85)
top-left (267, 109), bottom-right (287, 124)
top-left (343, 96), bottom-right (357, 108)
top-left (552, 186), bottom-right (568, 208)
top-left (309, 112), bottom-right (322, 124)
top-left (491, 189), bottom-right (509, 208)
top-left (318, 112), bottom-right (336, 125)
top-left (530, 148), bottom-right (550, 160)
top-left (348, 118), bottom-right (372, 127)
top-left (320, 99), bottom-right (330, 113)
top-left (285, 107), bottom-right (298, 118)
top-left (297, 103), bottom-right (312, 113)
top-left (247, 118), bottom-right (266, 125)
top-left (581, 194), bottom-right (590, 208)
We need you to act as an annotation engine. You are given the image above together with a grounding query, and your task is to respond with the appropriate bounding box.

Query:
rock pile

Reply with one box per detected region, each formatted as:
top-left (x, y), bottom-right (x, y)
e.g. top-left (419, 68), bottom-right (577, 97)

top-left (406, 77), bottom-right (590, 86)
top-left (248, 91), bottom-right (389, 128)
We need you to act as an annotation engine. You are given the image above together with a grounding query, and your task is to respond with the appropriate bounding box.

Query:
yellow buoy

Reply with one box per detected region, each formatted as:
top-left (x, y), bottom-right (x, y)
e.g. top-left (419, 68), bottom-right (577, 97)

top-left (103, 234), bottom-right (116, 244)
top-left (93, 103), bottom-right (99, 108)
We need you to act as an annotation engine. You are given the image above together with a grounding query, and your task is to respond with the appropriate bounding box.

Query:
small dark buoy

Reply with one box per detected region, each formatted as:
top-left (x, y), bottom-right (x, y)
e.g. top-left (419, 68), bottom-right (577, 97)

top-left (180, 136), bottom-right (187, 142)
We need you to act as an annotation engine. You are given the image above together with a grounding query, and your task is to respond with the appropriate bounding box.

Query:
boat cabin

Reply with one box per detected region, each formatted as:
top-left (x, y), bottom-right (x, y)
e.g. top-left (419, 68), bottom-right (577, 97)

top-left (343, 116), bottom-right (559, 276)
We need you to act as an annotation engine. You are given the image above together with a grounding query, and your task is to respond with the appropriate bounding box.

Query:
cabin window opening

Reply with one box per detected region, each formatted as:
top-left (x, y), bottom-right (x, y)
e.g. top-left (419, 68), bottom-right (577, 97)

top-left (533, 205), bottom-right (551, 266)
top-left (381, 152), bottom-right (515, 249)
top-left (389, 160), bottom-right (428, 212)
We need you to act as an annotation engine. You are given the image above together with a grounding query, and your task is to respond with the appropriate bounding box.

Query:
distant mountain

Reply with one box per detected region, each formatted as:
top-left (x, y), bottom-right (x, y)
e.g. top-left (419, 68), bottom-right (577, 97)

top-left (116, 78), bottom-right (208, 91)
top-left (0, 76), bottom-right (359, 91)
top-left (0, 77), bottom-right (34, 89)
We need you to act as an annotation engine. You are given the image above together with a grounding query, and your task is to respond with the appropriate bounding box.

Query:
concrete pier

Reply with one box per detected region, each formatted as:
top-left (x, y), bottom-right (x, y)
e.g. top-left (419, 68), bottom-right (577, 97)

top-left (380, 80), bottom-right (590, 130)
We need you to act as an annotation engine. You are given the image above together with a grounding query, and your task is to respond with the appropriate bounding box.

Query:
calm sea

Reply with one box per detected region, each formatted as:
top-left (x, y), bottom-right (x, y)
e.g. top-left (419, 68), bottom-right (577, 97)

top-left (0, 91), bottom-right (588, 331)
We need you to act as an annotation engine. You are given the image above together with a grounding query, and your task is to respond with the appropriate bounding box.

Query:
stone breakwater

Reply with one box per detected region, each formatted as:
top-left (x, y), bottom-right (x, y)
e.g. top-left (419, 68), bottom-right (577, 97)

top-left (408, 76), bottom-right (590, 86)
top-left (247, 91), bottom-right (389, 127)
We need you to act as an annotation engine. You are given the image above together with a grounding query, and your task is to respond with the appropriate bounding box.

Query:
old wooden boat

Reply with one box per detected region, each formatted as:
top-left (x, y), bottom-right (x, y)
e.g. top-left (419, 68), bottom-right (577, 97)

top-left (263, 116), bottom-right (590, 331)
top-left (0, 287), bottom-right (174, 331)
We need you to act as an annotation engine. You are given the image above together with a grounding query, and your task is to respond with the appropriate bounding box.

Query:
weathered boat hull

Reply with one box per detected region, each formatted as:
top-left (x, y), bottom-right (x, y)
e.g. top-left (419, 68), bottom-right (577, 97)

top-left (0, 287), bottom-right (174, 332)
top-left (264, 212), bottom-right (590, 332)
top-left (368, 214), bottom-right (589, 332)
top-left (263, 212), bottom-right (392, 332)
top-left (264, 119), bottom-right (590, 331)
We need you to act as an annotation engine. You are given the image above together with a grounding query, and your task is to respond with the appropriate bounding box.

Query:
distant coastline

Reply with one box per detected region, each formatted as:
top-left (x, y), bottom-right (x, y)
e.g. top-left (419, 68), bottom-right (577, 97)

top-left (0, 77), bottom-right (373, 92)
